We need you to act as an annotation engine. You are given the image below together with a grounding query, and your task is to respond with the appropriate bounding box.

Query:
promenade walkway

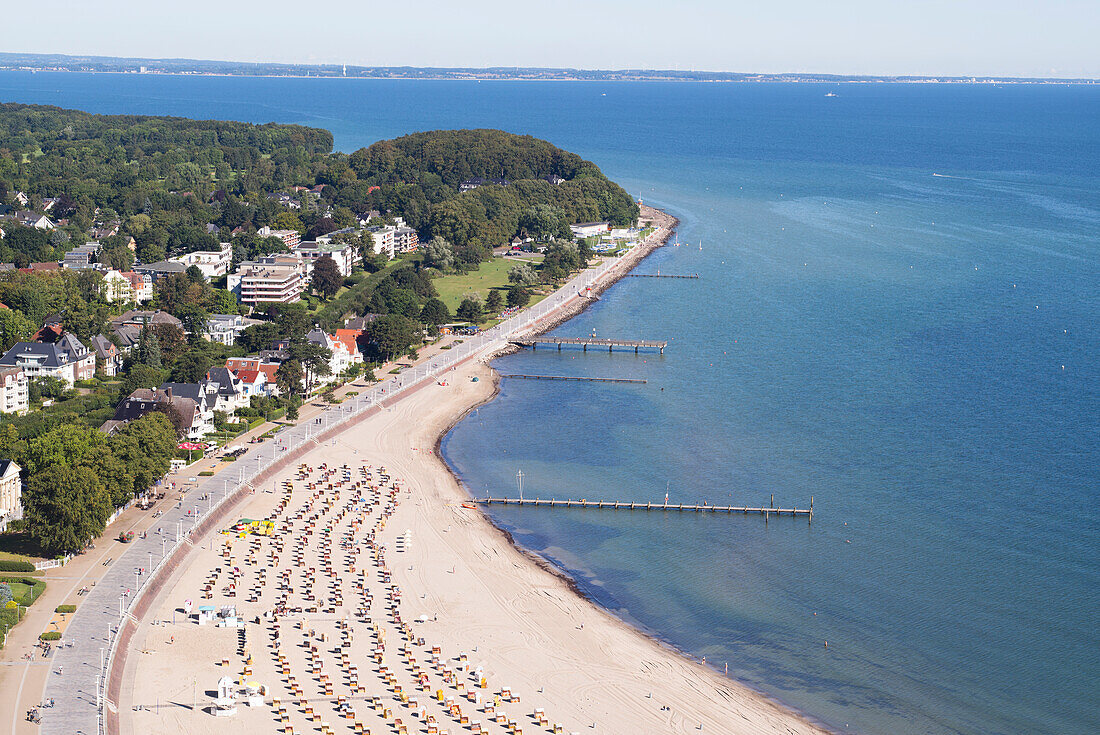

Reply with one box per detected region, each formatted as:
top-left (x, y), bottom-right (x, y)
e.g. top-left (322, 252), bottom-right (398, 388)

top-left (38, 210), bottom-right (674, 735)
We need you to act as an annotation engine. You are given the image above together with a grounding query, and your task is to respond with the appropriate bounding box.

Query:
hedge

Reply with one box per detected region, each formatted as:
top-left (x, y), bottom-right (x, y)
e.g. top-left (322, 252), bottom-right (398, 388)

top-left (0, 576), bottom-right (46, 606)
top-left (55, 604), bottom-right (76, 614)
top-left (39, 631), bottom-right (61, 641)
top-left (0, 560), bottom-right (35, 573)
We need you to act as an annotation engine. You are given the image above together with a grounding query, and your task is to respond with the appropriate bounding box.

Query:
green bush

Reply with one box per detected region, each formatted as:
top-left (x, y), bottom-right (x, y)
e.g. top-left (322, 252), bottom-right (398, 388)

top-left (39, 631), bottom-right (61, 641)
top-left (198, 471), bottom-right (214, 477)
top-left (0, 560), bottom-right (34, 573)
top-left (55, 604), bottom-right (76, 613)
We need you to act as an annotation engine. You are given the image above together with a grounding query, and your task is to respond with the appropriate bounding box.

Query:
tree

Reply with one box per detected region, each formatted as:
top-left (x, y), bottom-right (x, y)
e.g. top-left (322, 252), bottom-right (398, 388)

top-left (456, 297), bottom-right (483, 324)
top-left (507, 262), bottom-right (538, 286)
top-left (306, 217), bottom-right (338, 240)
top-left (0, 308), bottom-right (36, 351)
top-left (171, 350), bottom-right (212, 383)
top-left (364, 314), bottom-right (420, 361)
top-left (419, 298), bottom-right (450, 326)
top-left (23, 465), bottom-right (111, 554)
top-left (272, 212), bottom-right (304, 232)
top-left (507, 286), bottom-right (530, 308)
top-left (287, 342), bottom-right (331, 392)
top-left (176, 303), bottom-right (210, 340)
top-left (119, 364), bottom-right (168, 398)
top-left (485, 290), bottom-right (504, 314)
top-left (276, 359), bottom-right (304, 397)
top-left (133, 329), bottom-right (162, 369)
top-left (423, 236), bottom-right (455, 272)
top-left (310, 255), bottom-right (343, 298)
top-left (110, 413), bottom-right (178, 494)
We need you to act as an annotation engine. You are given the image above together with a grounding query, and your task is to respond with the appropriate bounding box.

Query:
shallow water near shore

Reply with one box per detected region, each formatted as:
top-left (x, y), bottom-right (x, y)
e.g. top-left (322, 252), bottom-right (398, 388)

top-left (2, 73), bottom-right (1098, 734)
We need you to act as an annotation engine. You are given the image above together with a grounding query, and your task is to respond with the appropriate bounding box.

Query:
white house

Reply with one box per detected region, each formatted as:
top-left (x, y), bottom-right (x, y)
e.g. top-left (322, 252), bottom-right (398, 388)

top-left (570, 221), bottom-right (611, 239)
top-left (170, 242), bottom-right (233, 279)
top-left (205, 314), bottom-right (263, 346)
top-left (0, 459), bottom-right (22, 533)
top-left (365, 226), bottom-right (396, 260)
top-left (293, 241), bottom-right (358, 276)
top-left (102, 270), bottom-right (154, 304)
top-left (307, 328), bottom-right (362, 383)
top-left (0, 367), bottom-right (28, 415)
top-left (256, 226), bottom-right (301, 249)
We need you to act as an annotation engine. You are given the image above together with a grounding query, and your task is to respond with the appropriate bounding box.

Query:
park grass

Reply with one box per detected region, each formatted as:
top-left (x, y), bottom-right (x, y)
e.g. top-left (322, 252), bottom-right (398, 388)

top-left (5, 581), bottom-right (32, 600)
top-left (432, 257), bottom-right (544, 312)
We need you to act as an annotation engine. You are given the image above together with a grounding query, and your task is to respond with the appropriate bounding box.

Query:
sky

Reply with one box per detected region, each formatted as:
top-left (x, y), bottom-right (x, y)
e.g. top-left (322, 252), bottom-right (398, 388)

top-left (10, 0), bottom-right (1100, 79)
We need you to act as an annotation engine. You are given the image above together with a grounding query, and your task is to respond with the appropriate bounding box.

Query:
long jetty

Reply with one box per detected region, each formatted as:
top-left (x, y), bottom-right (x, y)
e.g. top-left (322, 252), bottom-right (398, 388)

top-left (626, 273), bottom-right (700, 279)
top-left (476, 496), bottom-right (813, 520)
top-left (500, 374), bottom-right (647, 384)
top-left (511, 337), bottom-right (668, 354)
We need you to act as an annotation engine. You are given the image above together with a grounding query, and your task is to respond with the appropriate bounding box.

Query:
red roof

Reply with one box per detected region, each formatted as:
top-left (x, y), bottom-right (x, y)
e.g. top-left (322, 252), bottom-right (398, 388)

top-left (333, 329), bottom-right (362, 355)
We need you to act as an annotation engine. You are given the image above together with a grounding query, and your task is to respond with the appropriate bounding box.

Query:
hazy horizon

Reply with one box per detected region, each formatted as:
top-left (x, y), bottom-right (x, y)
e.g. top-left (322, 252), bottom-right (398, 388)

top-left (4, 0), bottom-right (1098, 80)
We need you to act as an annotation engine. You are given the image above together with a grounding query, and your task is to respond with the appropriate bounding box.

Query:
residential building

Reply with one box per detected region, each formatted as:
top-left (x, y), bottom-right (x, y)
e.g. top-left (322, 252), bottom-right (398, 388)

top-left (0, 336), bottom-right (95, 387)
top-left (393, 226), bottom-right (419, 253)
top-left (0, 367), bottom-right (29, 415)
top-left (227, 255), bottom-right (307, 305)
top-left (102, 270), bottom-right (153, 304)
top-left (134, 260), bottom-right (188, 281)
top-left (5, 211), bottom-right (56, 230)
top-left (159, 382), bottom-right (218, 434)
top-left (111, 309), bottom-right (185, 332)
top-left (293, 240), bottom-right (358, 276)
top-left (459, 177), bottom-right (508, 192)
top-left (0, 460), bottom-right (22, 533)
top-left (256, 226), bottom-right (301, 249)
top-left (101, 388), bottom-right (200, 438)
top-left (90, 335), bottom-right (122, 377)
top-left (205, 313), bottom-right (263, 346)
top-left (307, 328), bottom-right (363, 381)
top-left (169, 242), bottom-right (233, 280)
top-left (570, 221), bottom-right (611, 239)
top-left (62, 242), bottom-right (101, 270)
top-left (344, 314), bottom-right (382, 331)
top-left (204, 368), bottom-right (251, 411)
top-left (224, 357), bottom-right (281, 395)
top-left (365, 226), bottom-right (396, 260)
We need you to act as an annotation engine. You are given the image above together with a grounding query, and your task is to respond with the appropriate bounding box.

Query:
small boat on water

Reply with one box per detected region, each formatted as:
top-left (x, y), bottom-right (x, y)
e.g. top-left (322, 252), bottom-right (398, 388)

top-left (825, 92), bottom-right (839, 97)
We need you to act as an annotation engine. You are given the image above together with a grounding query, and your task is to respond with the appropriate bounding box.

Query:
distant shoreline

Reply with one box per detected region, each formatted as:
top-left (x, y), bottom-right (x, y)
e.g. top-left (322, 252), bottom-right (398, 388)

top-left (0, 54), bottom-right (1095, 85)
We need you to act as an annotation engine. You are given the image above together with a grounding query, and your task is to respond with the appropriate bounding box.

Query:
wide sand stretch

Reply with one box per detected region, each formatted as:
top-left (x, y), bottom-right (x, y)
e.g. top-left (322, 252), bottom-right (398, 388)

top-left (120, 357), bottom-right (830, 735)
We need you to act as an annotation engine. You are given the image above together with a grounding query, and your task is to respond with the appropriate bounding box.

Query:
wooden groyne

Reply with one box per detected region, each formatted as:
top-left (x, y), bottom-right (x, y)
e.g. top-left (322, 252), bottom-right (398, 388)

top-left (500, 374), bottom-right (647, 384)
top-left (626, 273), bottom-right (700, 279)
top-left (476, 496), bottom-right (813, 520)
top-left (511, 337), bottom-right (668, 354)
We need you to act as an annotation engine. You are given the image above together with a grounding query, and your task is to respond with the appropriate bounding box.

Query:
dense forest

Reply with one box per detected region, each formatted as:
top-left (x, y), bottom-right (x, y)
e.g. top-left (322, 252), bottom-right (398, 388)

top-left (0, 104), bottom-right (638, 268)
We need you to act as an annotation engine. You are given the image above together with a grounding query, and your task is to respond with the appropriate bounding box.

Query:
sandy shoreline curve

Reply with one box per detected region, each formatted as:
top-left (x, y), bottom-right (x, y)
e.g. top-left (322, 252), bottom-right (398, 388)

top-left (112, 205), bottom-right (832, 735)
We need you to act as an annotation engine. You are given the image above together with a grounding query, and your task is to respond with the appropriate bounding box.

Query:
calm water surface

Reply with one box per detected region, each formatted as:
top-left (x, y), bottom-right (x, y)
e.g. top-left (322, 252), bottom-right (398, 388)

top-left (2, 73), bottom-right (1097, 734)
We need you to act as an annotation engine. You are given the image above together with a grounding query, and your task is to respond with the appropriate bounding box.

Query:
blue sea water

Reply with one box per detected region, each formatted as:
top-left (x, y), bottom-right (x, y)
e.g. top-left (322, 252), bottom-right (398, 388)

top-left (2, 73), bottom-right (1098, 734)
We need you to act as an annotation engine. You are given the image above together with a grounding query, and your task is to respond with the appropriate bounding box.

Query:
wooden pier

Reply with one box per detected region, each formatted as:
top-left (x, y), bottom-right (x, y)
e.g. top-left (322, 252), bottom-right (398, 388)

top-left (511, 337), bottom-right (668, 354)
top-left (500, 374), bottom-right (647, 384)
top-left (626, 273), bottom-right (700, 279)
top-left (476, 496), bottom-right (813, 520)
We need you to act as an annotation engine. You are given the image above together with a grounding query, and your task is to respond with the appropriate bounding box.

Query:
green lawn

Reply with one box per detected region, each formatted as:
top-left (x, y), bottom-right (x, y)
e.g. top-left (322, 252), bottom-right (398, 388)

top-left (5, 581), bottom-right (32, 601)
top-left (433, 257), bottom-right (542, 312)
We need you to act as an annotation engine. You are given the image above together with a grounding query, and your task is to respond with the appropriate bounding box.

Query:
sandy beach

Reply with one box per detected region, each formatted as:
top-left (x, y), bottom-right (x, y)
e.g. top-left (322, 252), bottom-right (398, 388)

top-left (119, 353), bottom-right (829, 735)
